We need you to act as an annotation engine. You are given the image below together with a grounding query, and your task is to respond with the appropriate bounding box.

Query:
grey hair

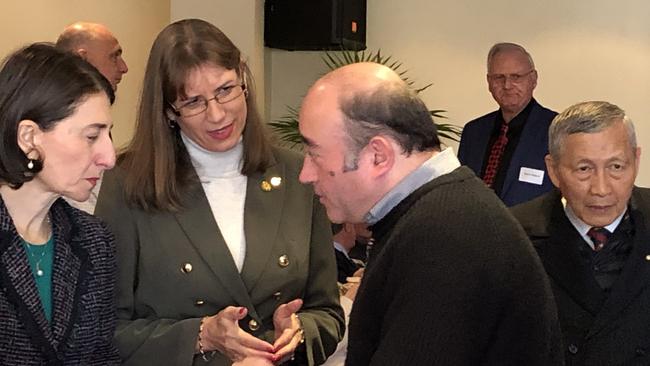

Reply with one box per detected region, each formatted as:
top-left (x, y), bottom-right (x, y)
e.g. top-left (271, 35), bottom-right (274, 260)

top-left (487, 42), bottom-right (535, 70)
top-left (548, 101), bottom-right (637, 159)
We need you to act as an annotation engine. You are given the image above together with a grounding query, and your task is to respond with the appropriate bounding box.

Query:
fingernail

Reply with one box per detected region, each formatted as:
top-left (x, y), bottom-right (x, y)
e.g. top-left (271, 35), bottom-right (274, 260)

top-left (239, 307), bottom-right (245, 315)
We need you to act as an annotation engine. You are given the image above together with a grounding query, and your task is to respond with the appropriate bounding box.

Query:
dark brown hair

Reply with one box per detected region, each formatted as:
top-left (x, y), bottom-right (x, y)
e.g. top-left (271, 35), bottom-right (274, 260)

top-left (0, 42), bottom-right (114, 188)
top-left (119, 18), bottom-right (271, 212)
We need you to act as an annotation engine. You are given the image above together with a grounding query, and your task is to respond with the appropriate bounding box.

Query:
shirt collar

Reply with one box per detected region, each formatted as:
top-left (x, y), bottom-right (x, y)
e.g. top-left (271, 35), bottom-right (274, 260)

top-left (562, 197), bottom-right (625, 250)
top-left (333, 241), bottom-right (350, 258)
top-left (364, 147), bottom-right (460, 224)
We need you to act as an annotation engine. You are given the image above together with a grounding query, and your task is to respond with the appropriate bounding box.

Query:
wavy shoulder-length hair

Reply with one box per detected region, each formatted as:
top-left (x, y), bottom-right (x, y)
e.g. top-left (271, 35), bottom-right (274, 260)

top-left (120, 18), bottom-right (272, 212)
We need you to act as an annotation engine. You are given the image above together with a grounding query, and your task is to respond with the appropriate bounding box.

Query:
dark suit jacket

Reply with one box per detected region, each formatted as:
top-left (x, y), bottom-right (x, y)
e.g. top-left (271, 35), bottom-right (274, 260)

top-left (95, 146), bottom-right (344, 366)
top-left (512, 188), bottom-right (650, 365)
top-left (335, 248), bottom-right (361, 283)
top-left (458, 99), bottom-right (556, 206)
top-left (0, 198), bottom-right (119, 365)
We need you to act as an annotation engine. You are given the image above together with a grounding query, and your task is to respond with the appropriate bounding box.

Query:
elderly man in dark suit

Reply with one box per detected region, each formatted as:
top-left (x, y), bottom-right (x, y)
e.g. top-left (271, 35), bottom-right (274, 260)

top-left (512, 101), bottom-right (649, 365)
top-left (458, 42), bottom-right (556, 206)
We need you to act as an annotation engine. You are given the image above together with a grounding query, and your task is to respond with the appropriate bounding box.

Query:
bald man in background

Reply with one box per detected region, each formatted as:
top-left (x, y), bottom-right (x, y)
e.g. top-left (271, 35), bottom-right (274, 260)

top-left (56, 21), bottom-right (128, 90)
top-left (57, 22), bottom-right (128, 213)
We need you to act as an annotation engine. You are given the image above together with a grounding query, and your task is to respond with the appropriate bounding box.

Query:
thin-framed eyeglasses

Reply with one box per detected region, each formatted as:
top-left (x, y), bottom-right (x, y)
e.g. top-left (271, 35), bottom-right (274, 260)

top-left (170, 82), bottom-right (247, 118)
top-left (487, 69), bottom-right (535, 85)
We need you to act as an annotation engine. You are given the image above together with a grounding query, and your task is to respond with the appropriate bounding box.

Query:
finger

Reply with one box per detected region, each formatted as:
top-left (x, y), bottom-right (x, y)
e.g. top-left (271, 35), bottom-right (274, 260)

top-left (205, 309), bottom-right (269, 358)
top-left (274, 298), bottom-right (303, 320)
top-left (284, 298), bottom-right (303, 314)
top-left (272, 331), bottom-right (303, 363)
top-left (272, 324), bottom-right (297, 350)
top-left (223, 332), bottom-right (274, 362)
top-left (220, 306), bottom-right (248, 321)
top-left (239, 331), bottom-right (275, 353)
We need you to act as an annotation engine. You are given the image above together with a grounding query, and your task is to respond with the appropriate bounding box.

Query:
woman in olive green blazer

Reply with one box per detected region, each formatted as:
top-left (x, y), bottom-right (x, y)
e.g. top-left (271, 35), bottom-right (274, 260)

top-left (95, 19), bottom-right (343, 366)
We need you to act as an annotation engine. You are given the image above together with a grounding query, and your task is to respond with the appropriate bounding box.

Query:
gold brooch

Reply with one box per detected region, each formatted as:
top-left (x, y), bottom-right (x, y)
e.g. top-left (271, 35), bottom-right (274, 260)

top-left (261, 176), bottom-right (282, 192)
top-left (260, 180), bottom-right (272, 192)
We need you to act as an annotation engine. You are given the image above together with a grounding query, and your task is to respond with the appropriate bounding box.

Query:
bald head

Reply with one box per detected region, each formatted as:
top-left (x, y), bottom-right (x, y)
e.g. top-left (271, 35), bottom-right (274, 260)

top-left (56, 22), bottom-right (128, 90)
top-left (298, 62), bottom-right (440, 223)
top-left (302, 62), bottom-right (440, 165)
top-left (308, 62), bottom-right (405, 101)
top-left (57, 22), bottom-right (111, 50)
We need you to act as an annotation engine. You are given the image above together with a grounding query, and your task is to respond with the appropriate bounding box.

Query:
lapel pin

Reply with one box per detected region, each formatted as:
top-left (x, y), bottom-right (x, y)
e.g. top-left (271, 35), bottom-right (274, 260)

top-left (260, 180), bottom-right (272, 192)
top-left (270, 176), bottom-right (282, 187)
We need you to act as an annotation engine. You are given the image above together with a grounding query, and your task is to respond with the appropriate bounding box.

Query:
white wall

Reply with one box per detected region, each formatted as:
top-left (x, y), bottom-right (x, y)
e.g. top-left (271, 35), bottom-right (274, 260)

top-left (8, 1), bottom-right (646, 185)
top-left (0, 0), bottom-right (170, 149)
top-left (268, 0), bottom-right (650, 187)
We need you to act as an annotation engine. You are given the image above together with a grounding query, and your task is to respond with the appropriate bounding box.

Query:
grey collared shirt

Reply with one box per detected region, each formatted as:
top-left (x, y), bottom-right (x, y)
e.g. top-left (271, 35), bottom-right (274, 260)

top-left (364, 147), bottom-right (461, 224)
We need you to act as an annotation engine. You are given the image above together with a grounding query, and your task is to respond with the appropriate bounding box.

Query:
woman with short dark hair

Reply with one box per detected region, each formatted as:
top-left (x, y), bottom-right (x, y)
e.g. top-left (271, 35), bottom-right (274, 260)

top-left (0, 43), bottom-right (119, 365)
top-left (95, 19), bottom-right (343, 366)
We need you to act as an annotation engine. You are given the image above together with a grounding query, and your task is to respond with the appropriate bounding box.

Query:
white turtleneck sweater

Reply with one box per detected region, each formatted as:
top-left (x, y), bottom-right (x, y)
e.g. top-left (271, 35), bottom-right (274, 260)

top-left (181, 132), bottom-right (248, 272)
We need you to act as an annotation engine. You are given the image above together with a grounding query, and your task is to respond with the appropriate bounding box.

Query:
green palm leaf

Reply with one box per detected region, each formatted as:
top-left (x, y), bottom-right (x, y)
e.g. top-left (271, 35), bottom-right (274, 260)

top-left (270, 49), bottom-right (462, 146)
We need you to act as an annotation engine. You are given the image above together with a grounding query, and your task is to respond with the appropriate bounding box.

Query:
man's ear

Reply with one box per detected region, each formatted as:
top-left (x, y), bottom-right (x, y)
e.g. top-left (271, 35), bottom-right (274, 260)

top-left (544, 154), bottom-right (560, 188)
top-left (16, 120), bottom-right (41, 157)
top-left (366, 136), bottom-right (395, 174)
top-left (76, 48), bottom-right (88, 60)
top-left (531, 69), bottom-right (539, 89)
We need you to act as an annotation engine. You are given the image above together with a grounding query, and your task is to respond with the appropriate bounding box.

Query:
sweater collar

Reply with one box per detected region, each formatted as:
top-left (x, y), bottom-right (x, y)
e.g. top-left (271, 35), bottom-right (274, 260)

top-left (180, 131), bottom-right (244, 180)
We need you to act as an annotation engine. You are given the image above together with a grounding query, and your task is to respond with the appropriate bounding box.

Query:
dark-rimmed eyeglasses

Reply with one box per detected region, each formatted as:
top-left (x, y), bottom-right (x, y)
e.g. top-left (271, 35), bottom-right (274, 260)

top-left (170, 83), bottom-right (247, 118)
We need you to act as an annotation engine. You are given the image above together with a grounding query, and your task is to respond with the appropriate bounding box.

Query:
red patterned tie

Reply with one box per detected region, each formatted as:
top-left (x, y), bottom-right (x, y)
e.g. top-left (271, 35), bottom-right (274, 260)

top-left (587, 227), bottom-right (610, 252)
top-left (482, 122), bottom-right (509, 187)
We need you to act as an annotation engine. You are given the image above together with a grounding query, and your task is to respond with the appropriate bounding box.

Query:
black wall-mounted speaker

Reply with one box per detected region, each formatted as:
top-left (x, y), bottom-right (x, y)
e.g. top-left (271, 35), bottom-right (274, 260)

top-left (265, 0), bottom-right (367, 51)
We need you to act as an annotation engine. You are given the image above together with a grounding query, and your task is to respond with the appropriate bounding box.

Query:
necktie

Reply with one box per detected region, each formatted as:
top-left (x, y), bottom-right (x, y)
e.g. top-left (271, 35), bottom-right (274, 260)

top-left (587, 227), bottom-right (611, 252)
top-left (482, 121), bottom-right (509, 187)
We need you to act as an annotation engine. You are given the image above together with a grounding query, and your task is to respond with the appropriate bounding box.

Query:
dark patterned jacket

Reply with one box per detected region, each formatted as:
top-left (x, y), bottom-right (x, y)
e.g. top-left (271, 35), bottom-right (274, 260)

top-left (0, 197), bottom-right (120, 365)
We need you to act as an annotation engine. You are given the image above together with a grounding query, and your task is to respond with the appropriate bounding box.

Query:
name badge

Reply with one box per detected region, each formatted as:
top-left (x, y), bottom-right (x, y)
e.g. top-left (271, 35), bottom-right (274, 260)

top-left (519, 167), bottom-right (544, 185)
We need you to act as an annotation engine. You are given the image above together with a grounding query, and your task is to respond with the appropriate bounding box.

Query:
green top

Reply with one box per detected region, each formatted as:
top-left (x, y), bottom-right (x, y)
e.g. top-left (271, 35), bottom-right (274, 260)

top-left (23, 235), bottom-right (55, 322)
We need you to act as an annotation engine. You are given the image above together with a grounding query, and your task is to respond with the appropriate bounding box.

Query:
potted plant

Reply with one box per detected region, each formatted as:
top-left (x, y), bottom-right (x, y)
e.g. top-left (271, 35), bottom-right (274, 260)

top-left (269, 49), bottom-right (462, 148)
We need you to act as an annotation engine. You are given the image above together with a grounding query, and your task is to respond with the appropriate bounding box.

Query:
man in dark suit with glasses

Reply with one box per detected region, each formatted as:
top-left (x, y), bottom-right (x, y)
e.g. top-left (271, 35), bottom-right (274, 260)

top-left (458, 42), bottom-right (556, 206)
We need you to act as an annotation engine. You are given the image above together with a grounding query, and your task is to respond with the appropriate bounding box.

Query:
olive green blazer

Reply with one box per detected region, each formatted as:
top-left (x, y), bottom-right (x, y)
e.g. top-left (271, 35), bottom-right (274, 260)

top-left (95, 147), bottom-right (344, 366)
